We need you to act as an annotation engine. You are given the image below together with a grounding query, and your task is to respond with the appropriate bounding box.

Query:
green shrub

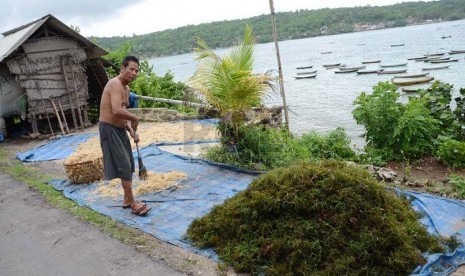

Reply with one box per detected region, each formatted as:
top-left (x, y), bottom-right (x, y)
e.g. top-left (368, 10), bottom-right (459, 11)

top-left (352, 81), bottom-right (465, 163)
top-left (131, 61), bottom-right (196, 112)
top-left (207, 125), bottom-right (356, 170)
top-left (229, 124), bottom-right (300, 170)
top-left (357, 146), bottom-right (394, 166)
top-left (436, 139), bottom-right (465, 168)
top-left (300, 127), bottom-right (356, 160)
top-left (447, 174), bottom-right (465, 199)
top-left (353, 81), bottom-right (404, 149)
top-left (392, 98), bottom-right (439, 159)
top-left (419, 81), bottom-right (457, 138)
top-left (186, 160), bottom-right (445, 275)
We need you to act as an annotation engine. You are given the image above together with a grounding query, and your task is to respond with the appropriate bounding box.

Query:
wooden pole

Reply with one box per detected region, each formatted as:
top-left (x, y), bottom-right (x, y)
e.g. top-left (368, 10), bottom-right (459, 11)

top-left (50, 98), bottom-right (65, 135)
top-left (269, 0), bottom-right (290, 132)
top-left (61, 57), bottom-right (78, 130)
top-left (58, 99), bottom-right (70, 133)
top-left (134, 94), bottom-right (206, 108)
top-left (68, 57), bottom-right (84, 129)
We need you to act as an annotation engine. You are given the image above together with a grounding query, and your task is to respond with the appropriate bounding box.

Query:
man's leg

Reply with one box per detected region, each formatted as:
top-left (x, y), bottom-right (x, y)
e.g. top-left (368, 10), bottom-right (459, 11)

top-left (121, 180), bottom-right (149, 215)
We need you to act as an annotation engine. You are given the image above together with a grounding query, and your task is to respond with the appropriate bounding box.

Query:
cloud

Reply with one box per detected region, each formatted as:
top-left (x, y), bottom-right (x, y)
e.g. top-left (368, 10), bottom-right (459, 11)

top-left (0, 0), bottom-right (144, 34)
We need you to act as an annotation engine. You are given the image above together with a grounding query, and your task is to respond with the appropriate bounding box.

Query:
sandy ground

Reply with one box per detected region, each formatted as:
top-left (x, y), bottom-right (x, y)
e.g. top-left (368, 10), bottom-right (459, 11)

top-left (1, 121), bottom-right (240, 276)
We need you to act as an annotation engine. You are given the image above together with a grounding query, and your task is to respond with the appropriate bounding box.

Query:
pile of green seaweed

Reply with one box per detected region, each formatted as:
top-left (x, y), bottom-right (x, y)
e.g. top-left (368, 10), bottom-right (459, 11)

top-left (186, 160), bottom-right (447, 275)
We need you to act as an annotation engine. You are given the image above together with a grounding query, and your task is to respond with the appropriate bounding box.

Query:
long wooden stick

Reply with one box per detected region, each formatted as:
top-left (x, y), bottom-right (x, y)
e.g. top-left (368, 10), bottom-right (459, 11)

top-left (57, 99), bottom-right (70, 133)
top-left (269, 0), bottom-right (290, 132)
top-left (50, 98), bottom-right (65, 135)
top-left (134, 94), bottom-right (205, 108)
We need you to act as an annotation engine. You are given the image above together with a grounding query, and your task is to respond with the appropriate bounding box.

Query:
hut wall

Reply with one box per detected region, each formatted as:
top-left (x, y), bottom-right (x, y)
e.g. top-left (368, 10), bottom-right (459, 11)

top-left (0, 63), bottom-right (25, 117)
top-left (5, 36), bottom-right (90, 130)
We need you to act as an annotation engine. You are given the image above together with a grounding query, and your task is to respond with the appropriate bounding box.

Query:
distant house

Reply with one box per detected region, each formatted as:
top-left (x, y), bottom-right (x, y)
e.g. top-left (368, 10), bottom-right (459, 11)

top-left (0, 14), bottom-right (109, 137)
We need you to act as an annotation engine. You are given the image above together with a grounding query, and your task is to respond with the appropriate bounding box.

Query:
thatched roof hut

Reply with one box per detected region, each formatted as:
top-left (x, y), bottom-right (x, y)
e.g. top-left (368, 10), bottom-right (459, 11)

top-left (0, 14), bottom-right (109, 137)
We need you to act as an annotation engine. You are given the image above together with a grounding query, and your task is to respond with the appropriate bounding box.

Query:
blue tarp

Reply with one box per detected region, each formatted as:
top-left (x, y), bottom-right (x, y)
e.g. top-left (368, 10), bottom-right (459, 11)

top-left (404, 190), bottom-right (465, 275)
top-left (49, 143), bottom-right (259, 259)
top-left (16, 133), bottom-right (96, 162)
top-left (16, 132), bottom-right (465, 274)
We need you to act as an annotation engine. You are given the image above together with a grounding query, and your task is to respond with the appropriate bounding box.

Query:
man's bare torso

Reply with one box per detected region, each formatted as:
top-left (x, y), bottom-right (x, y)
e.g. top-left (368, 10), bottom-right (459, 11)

top-left (99, 77), bottom-right (130, 129)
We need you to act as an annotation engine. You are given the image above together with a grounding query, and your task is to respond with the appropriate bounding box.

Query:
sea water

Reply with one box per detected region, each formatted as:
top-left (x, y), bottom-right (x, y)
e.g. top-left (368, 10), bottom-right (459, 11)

top-left (149, 19), bottom-right (465, 149)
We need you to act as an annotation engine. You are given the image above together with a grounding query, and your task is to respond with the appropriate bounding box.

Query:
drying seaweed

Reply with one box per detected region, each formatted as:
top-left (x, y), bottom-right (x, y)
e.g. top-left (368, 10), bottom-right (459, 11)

top-left (187, 160), bottom-right (453, 275)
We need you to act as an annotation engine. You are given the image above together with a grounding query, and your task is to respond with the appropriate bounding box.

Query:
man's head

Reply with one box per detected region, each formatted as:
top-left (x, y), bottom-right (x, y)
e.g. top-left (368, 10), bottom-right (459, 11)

top-left (122, 56), bottom-right (139, 68)
top-left (120, 56), bottom-right (139, 84)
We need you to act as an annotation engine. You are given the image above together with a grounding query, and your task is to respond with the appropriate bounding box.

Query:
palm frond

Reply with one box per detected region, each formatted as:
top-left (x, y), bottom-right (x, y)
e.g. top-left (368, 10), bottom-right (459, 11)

top-left (188, 24), bottom-right (278, 140)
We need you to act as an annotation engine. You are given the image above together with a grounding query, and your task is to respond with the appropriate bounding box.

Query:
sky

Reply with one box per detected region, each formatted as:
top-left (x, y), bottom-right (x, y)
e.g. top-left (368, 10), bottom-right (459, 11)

top-left (0, 0), bottom-right (433, 37)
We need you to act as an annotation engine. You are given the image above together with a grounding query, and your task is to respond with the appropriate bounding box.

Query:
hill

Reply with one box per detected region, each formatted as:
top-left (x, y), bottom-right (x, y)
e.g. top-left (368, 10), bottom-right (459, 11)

top-left (89, 0), bottom-right (465, 58)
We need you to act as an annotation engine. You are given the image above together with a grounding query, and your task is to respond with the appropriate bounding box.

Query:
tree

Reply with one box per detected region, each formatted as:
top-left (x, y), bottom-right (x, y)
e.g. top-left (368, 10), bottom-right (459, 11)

top-left (188, 25), bottom-right (277, 143)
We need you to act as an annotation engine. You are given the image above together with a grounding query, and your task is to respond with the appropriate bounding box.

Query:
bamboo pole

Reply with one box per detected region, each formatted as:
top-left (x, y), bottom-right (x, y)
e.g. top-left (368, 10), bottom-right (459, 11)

top-left (57, 99), bottom-right (70, 133)
top-left (269, 0), bottom-right (290, 132)
top-left (61, 57), bottom-right (78, 130)
top-left (50, 98), bottom-right (65, 135)
top-left (68, 57), bottom-right (84, 129)
top-left (134, 94), bottom-right (206, 108)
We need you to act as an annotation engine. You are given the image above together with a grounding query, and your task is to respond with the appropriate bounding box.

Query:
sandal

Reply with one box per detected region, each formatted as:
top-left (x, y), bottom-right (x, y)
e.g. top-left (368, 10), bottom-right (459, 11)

top-left (132, 205), bottom-right (151, 216)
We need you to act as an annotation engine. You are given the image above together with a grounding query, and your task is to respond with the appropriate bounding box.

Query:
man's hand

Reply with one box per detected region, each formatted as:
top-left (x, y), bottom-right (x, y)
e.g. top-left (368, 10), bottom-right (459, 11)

top-left (131, 119), bottom-right (138, 132)
top-left (133, 132), bottom-right (140, 143)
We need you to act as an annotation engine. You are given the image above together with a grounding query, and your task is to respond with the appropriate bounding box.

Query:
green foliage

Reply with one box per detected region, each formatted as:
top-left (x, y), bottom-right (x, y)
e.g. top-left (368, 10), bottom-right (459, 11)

top-left (437, 139), bottom-right (465, 168)
top-left (357, 147), bottom-right (394, 167)
top-left (187, 160), bottom-right (446, 275)
top-left (452, 87), bottom-right (465, 140)
top-left (446, 174), bottom-right (465, 198)
top-left (392, 97), bottom-right (439, 159)
top-left (130, 60), bottom-right (193, 111)
top-left (206, 125), bottom-right (356, 170)
top-left (102, 44), bottom-right (196, 112)
top-left (188, 25), bottom-right (277, 141)
top-left (419, 81), bottom-right (458, 138)
top-left (90, 0), bottom-right (465, 58)
top-left (353, 81), bottom-right (465, 163)
top-left (211, 124), bottom-right (299, 171)
top-left (300, 127), bottom-right (356, 160)
top-left (353, 81), bottom-right (404, 149)
top-left (103, 41), bottom-right (132, 77)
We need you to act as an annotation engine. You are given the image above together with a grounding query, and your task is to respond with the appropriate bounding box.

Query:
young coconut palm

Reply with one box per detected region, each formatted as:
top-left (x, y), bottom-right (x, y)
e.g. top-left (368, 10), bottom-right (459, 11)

top-left (188, 25), bottom-right (277, 144)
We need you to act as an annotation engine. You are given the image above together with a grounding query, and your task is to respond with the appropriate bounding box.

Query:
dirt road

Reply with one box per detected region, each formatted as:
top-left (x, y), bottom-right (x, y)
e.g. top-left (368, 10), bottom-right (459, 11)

top-left (0, 171), bottom-right (185, 276)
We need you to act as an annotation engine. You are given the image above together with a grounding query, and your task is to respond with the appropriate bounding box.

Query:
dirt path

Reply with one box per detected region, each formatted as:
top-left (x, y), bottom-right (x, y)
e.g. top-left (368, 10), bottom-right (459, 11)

top-left (0, 171), bottom-right (184, 276)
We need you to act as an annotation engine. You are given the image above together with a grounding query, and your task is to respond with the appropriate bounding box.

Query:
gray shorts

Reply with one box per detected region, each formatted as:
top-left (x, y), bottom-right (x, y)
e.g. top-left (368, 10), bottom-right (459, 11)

top-left (99, 122), bottom-right (134, 181)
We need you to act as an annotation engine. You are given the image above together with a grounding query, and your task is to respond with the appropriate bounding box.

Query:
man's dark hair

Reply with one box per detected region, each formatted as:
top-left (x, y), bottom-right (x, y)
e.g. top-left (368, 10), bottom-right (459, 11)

top-left (122, 56), bottom-right (139, 67)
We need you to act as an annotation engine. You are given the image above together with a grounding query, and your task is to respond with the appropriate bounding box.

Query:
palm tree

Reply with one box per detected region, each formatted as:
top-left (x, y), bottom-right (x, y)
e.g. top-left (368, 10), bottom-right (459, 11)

top-left (188, 25), bottom-right (277, 143)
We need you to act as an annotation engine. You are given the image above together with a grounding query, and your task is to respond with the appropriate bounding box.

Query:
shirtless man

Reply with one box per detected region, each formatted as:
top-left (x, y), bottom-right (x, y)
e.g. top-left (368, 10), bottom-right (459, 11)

top-left (99, 56), bottom-right (150, 216)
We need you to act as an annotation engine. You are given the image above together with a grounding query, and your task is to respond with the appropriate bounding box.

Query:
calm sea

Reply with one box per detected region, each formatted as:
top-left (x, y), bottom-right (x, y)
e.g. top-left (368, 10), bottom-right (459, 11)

top-left (149, 19), bottom-right (465, 149)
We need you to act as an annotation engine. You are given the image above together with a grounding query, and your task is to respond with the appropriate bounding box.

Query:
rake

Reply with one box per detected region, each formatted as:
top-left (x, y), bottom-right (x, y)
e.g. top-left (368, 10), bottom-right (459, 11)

top-left (135, 140), bottom-right (148, 180)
